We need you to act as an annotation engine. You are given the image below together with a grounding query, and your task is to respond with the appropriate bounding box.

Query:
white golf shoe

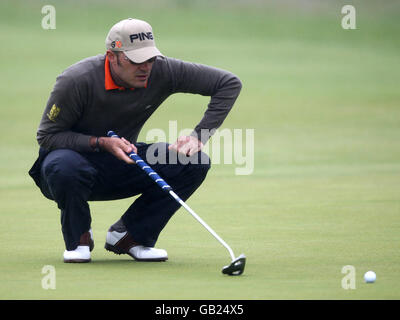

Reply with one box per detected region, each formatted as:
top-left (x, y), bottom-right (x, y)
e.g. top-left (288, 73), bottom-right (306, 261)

top-left (63, 229), bottom-right (94, 263)
top-left (63, 245), bottom-right (91, 263)
top-left (105, 227), bottom-right (168, 262)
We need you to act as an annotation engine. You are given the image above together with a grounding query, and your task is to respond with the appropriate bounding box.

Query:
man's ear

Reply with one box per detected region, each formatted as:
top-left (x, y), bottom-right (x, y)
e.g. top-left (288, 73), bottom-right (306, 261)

top-left (106, 50), bottom-right (115, 61)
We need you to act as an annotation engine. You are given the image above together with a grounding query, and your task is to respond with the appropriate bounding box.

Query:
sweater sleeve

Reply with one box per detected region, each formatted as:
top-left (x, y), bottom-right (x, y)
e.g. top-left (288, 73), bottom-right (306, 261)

top-left (36, 74), bottom-right (92, 152)
top-left (166, 57), bottom-right (242, 144)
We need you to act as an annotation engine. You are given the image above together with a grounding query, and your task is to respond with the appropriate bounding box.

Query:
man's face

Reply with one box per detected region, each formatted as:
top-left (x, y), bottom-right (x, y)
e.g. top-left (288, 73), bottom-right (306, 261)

top-left (107, 50), bottom-right (155, 88)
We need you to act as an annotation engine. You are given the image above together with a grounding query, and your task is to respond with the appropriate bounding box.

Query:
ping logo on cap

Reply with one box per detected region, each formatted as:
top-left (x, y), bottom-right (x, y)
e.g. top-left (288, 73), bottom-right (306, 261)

top-left (130, 32), bottom-right (153, 42)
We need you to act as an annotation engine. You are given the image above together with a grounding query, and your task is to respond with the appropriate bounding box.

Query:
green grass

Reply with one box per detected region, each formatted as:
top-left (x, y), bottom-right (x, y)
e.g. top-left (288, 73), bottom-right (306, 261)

top-left (0, 0), bottom-right (400, 299)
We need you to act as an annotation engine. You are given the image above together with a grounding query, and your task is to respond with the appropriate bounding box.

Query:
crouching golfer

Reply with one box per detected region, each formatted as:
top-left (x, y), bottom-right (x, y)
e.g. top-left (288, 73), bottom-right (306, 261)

top-left (29, 18), bottom-right (242, 263)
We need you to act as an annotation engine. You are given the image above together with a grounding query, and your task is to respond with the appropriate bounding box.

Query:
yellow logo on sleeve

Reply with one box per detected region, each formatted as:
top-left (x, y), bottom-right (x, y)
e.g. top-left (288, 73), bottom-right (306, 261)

top-left (47, 104), bottom-right (61, 122)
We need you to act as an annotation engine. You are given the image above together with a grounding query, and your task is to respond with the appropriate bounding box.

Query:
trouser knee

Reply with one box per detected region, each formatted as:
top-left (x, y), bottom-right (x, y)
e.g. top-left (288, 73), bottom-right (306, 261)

top-left (41, 149), bottom-right (97, 203)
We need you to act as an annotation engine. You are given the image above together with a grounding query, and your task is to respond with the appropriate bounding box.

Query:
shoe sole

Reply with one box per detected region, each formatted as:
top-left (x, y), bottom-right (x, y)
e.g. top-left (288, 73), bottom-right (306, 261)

top-left (104, 243), bottom-right (168, 262)
top-left (63, 258), bottom-right (91, 263)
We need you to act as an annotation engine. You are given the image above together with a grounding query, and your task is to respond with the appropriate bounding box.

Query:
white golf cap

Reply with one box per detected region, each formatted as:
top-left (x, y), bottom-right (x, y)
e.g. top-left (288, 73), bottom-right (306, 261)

top-left (105, 18), bottom-right (163, 63)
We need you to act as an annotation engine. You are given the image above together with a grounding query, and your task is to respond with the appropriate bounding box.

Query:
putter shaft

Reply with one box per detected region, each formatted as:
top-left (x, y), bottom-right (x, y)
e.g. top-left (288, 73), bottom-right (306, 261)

top-left (169, 190), bottom-right (236, 261)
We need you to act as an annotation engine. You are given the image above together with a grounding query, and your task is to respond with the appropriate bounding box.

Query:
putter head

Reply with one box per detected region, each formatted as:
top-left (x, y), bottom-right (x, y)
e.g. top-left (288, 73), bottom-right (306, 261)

top-left (222, 254), bottom-right (246, 276)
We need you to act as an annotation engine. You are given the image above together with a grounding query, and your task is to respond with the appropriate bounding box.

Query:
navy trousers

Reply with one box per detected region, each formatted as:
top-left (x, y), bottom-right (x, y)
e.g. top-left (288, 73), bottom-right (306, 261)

top-left (31, 143), bottom-right (210, 251)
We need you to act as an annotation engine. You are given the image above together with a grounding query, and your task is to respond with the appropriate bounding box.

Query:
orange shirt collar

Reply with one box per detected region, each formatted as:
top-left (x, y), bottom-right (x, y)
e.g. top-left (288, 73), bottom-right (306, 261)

top-left (105, 56), bottom-right (121, 90)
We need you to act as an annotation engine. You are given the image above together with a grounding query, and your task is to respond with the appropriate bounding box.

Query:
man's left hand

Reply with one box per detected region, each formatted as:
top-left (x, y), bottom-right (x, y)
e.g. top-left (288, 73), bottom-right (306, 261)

top-left (168, 135), bottom-right (204, 156)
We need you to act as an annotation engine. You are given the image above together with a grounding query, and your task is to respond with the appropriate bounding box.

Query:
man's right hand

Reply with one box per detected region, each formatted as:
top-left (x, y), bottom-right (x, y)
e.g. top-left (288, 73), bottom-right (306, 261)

top-left (98, 136), bottom-right (137, 164)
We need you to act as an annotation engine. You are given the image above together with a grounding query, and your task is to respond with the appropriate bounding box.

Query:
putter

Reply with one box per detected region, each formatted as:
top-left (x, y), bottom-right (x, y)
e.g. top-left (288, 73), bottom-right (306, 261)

top-left (107, 131), bottom-right (246, 276)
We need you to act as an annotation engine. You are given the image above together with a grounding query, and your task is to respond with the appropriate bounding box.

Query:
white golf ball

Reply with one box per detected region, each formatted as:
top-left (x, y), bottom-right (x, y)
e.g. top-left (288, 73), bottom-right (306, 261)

top-left (364, 271), bottom-right (376, 283)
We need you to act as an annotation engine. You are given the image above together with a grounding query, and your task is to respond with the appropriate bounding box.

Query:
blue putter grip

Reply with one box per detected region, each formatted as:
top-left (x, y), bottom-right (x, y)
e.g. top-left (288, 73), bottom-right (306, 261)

top-left (107, 131), bottom-right (172, 192)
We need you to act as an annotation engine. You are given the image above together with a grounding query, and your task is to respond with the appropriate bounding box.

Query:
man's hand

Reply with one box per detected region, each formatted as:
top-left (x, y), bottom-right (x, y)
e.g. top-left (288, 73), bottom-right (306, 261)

top-left (98, 136), bottom-right (137, 164)
top-left (168, 135), bottom-right (204, 156)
